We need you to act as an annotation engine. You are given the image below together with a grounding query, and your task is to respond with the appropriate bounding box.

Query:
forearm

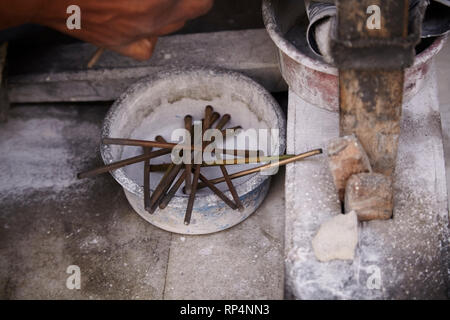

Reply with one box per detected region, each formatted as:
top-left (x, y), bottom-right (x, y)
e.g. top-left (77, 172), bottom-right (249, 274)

top-left (0, 0), bottom-right (213, 60)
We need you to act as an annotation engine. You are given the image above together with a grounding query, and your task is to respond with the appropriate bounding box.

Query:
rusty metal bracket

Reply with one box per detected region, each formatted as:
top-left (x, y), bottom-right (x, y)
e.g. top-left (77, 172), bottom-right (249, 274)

top-left (330, 0), bottom-right (427, 69)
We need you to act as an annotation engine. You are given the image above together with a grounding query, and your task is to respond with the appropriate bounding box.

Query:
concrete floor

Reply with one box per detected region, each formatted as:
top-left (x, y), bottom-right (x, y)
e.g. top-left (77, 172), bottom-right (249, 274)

top-left (0, 104), bottom-right (285, 299)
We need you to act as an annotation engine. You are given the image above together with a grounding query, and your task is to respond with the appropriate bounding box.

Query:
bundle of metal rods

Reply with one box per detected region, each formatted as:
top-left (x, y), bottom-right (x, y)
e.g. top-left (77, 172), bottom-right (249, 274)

top-left (78, 106), bottom-right (323, 225)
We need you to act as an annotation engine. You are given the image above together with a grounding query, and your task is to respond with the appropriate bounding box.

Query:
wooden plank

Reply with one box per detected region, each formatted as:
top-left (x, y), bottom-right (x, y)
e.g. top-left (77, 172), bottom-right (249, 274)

top-left (7, 29), bottom-right (286, 103)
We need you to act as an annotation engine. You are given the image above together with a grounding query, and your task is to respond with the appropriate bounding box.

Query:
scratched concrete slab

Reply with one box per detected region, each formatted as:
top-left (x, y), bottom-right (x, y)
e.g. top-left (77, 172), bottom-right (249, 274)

top-left (436, 38), bottom-right (450, 206)
top-left (285, 61), bottom-right (449, 299)
top-left (0, 104), bottom-right (171, 299)
top-left (163, 170), bottom-right (285, 300)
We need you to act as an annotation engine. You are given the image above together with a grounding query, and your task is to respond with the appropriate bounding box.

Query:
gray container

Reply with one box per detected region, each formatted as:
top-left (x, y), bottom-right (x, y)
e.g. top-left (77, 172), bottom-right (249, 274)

top-left (101, 67), bottom-right (286, 234)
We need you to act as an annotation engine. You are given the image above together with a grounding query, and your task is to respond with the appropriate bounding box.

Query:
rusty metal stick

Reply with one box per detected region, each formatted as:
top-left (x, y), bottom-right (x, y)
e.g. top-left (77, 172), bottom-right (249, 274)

top-left (147, 136), bottom-right (181, 213)
top-left (198, 173), bottom-right (238, 210)
top-left (226, 149), bottom-right (263, 157)
top-left (201, 110), bottom-right (238, 209)
top-left (220, 126), bottom-right (242, 137)
top-left (87, 47), bottom-right (105, 68)
top-left (155, 136), bottom-right (175, 182)
top-left (103, 137), bottom-right (180, 150)
top-left (210, 112), bottom-right (220, 127)
top-left (195, 148), bottom-right (322, 190)
top-left (184, 115), bottom-right (193, 195)
top-left (156, 135), bottom-right (184, 198)
top-left (215, 114), bottom-right (230, 131)
top-left (185, 106), bottom-right (215, 225)
top-left (148, 164), bottom-right (182, 213)
top-left (159, 170), bottom-right (187, 209)
top-left (185, 164), bottom-right (201, 225)
top-left (210, 154), bottom-right (296, 165)
top-left (220, 164), bottom-right (244, 211)
top-left (77, 148), bottom-right (171, 179)
top-left (204, 106), bottom-right (213, 129)
top-left (212, 114), bottom-right (242, 210)
top-left (143, 146), bottom-right (152, 210)
top-left (102, 137), bottom-right (257, 157)
top-left (149, 154), bottom-right (297, 171)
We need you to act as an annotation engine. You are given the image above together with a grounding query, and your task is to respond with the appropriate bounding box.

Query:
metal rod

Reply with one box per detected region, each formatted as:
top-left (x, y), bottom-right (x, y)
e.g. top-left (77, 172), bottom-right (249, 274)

top-left (77, 148), bottom-right (171, 179)
top-left (215, 114), bottom-right (230, 131)
top-left (103, 137), bottom-right (180, 150)
top-left (220, 126), bottom-right (242, 137)
top-left (87, 47), bottom-right (105, 68)
top-left (208, 154), bottom-right (296, 165)
top-left (76, 146), bottom-right (270, 180)
top-left (211, 113), bottom-right (242, 209)
top-left (210, 112), bottom-right (220, 127)
top-left (185, 106), bottom-right (216, 225)
top-left (195, 149), bottom-right (322, 189)
top-left (155, 136), bottom-right (175, 182)
top-left (184, 115), bottom-right (193, 195)
top-left (102, 137), bottom-right (259, 157)
top-left (159, 170), bottom-right (187, 209)
top-left (198, 173), bottom-right (238, 210)
top-left (148, 164), bottom-right (182, 213)
top-left (204, 106), bottom-right (213, 130)
top-left (220, 164), bottom-right (244, 211)
top-left (143, 146), bottom-right (152, 210)
top-left (147, 136), bottom-right (180, 213)
top-left (185, 164), bottom-right (201, 225)
top-left (148, 155), bottom-right (298, 172)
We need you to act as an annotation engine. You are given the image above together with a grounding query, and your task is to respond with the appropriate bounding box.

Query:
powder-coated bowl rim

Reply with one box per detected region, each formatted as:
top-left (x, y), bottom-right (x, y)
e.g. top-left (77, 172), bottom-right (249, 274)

top-left (100, 66), bottom-right (286, 207)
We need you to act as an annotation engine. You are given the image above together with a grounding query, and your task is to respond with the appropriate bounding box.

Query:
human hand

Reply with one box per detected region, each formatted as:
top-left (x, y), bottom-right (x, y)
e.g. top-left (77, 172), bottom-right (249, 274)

top-left (1, 0), bottom-right (213, 60)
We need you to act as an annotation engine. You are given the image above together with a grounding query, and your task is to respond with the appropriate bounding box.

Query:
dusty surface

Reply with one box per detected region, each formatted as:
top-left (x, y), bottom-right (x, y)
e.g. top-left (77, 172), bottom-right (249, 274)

top-left (164, 171), bottom-right (285, 299)
top-left (285, 59), bottom-right (449, 299)
top-left (0, 104), bottom-right (285, 299)
top-left (436, 38), bottom-right (450, 206)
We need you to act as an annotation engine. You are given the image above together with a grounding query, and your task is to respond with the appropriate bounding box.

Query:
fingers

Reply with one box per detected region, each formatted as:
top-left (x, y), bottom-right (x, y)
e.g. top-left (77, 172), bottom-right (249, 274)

top-left (107, 19), bottom-right (183, 61)
top-left (37, 0), bottom-right (215, 61)
top-left (110, 36), bottom-right (158, 60)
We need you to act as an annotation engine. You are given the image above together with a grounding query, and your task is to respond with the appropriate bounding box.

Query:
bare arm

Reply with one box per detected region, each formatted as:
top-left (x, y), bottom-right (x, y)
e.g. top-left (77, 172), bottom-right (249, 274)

top-left (0, 0), bottom-right (213, 60)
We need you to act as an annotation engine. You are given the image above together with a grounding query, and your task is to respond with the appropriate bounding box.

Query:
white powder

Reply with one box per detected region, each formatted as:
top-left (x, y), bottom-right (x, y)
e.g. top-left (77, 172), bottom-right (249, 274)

top-left (0, 106), bottom-right (100, 200)
top-left (121, 96), bottom-right (279, 195)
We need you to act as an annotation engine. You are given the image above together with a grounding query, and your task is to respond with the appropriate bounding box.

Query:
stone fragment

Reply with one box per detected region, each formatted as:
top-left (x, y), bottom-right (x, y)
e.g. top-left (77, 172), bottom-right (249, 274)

top-left (312, 211), bottom-right (358, 262)
top-left (345, 173), bottom-right (393, 221)
top-left (327, 134), bottom-right (372, 201)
